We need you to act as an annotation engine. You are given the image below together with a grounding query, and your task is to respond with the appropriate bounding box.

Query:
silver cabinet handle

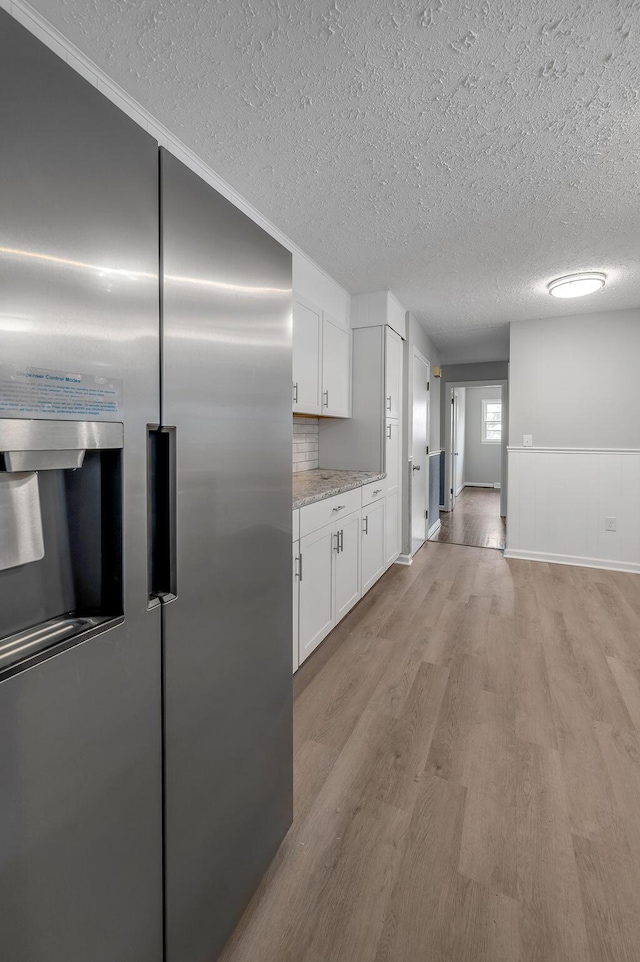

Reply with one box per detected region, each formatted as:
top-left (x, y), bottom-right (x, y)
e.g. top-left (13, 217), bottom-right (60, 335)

top-left (413, 464), bottom-right (421, 471)
top-left (387, 395), bottom-right (392, 411)
top-left (334, 532), bottom-right (340, 552)
top-left (373, 488), bottom-right (382, 495)
top-left (298, 553), bottom-right (302, 582)
top-left (293, 381), bottom-right (298, 404)
top-left (323, 389), bottom-right (329, 408)
top-left (363, 515), bottom-right (369, 534)
top-left (387, 424), bottom-right (392, 439)
top-left (332, 504), bottom-right (346, 512)
top-left (339, 529), bottom-right (344, 552)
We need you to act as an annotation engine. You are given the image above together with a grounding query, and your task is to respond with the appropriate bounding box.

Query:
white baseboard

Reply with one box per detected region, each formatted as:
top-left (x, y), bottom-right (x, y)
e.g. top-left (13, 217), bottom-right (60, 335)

top-left (504, 549), bottom-right (640, 575)
top-left (464, 482), bottom-right (499, 488)
top-left (439, 504), bottom-right (446, 511)
top-left (396, 554), bottom-right (413, 566)
top-left (455, 483), bottom-right (466, 496)
top-left (428, 519), bottom-right (441, 539)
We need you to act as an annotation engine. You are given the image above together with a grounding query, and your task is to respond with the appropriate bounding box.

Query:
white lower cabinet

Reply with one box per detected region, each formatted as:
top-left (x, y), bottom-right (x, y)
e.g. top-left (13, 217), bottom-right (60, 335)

top-left (298, 508), bottom-right (361, 666)
top-left (385, 490), bottom-right (401, 567)
top-left (298, 523), bottom-right (336, 665)
top-left (294, 486), bottom-right (392, 672)
top-left (334, 509), bottom-right (361, 621)
top-left (361, 498), bottom-right (386, 593)
top-left (293, 540), bottom-right (300, 673)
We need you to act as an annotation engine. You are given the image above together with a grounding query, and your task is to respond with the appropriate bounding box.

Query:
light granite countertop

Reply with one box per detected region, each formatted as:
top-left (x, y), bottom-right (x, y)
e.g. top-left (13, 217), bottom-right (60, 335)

top-left (293, 468), bottom-right (386, 509)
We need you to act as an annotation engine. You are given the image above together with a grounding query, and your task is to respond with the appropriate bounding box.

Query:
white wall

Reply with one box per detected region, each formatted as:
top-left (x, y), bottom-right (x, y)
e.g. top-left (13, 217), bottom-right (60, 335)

top-left (507, 309), bottom-right (640, 572)
top-left (454, 388), bottom-right (466, 496)
top-left (464, 386), bottom-right (502, 485)
top-left (509, 309), bottom-right (640, 448)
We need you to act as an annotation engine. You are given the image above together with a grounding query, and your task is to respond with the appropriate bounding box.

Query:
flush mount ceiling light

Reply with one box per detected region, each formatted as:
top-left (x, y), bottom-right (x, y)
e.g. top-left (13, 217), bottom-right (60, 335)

top-left (547, 272), bottom-right (606, 298)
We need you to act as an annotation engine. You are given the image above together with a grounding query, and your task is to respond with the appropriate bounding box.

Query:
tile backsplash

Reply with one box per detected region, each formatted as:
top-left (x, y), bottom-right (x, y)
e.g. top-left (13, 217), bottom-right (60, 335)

top-left (293, 416), bottom-right (319, 473)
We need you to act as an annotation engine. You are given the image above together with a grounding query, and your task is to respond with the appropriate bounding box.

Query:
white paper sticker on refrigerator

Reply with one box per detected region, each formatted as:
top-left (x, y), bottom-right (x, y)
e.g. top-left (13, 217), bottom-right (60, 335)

top-left (0, 365), bottom-right (123, 417)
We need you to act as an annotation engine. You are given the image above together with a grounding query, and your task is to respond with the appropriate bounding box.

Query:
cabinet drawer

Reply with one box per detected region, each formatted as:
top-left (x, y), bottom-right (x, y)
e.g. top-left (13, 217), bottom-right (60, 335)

top-left (300, 488), bottom-right (361, 537)
top-left (293, 509), bottom-right (300, 542)
top-left (361, 479), bottom-right (386, 506)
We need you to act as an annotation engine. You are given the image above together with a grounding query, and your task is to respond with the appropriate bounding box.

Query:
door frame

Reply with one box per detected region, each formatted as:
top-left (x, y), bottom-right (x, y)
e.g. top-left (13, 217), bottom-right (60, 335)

top-left (409, 347), bottom-right (430, 557)
top-left (443, 378), bottom-right (508, 516)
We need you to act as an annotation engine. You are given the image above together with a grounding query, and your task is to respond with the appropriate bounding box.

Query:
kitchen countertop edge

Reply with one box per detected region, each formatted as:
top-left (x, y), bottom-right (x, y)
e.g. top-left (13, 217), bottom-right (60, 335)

top-left (293, 470), bottom-right (386, 509)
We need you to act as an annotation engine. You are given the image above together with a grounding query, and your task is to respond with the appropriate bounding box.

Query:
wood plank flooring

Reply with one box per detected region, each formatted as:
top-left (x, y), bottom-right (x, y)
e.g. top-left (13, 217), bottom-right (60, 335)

top-left (430, 486), bottom-right (506, 549)
top-left (219, 542), bottom-right (640, 962)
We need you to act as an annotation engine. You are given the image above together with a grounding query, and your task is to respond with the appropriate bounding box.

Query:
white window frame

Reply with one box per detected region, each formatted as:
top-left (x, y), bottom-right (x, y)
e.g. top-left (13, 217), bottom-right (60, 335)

top-left (482, 398), bottom-right (502, 445)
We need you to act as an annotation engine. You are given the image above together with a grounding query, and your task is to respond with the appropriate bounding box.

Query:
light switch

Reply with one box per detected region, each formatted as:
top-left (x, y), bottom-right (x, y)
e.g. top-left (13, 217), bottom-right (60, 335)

top-left (523, 435), bottom-right (533, 447)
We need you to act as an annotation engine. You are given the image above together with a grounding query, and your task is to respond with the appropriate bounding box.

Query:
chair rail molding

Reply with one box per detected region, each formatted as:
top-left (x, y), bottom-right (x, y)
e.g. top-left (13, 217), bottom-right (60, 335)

top-left (506, 447), bottom-right (640, 573)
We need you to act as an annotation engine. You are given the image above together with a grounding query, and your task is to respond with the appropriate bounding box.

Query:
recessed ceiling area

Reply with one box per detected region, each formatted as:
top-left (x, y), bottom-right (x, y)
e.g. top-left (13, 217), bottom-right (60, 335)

top-left (24, 0), bottom-right (640, 361)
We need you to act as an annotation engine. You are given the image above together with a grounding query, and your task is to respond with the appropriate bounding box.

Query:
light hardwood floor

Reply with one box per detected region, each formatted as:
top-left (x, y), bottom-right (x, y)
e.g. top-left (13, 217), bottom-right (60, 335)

top-left (430, 486), bottom-right (506, 550)
top-left (220, 542), bottom-right (640, 962)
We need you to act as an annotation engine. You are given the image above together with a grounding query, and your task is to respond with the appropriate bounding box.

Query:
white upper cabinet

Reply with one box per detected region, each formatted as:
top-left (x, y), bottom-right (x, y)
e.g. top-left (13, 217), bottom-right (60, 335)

top-left (322, 315), bottom-right (351, 417)
top-left (384, 328), bottom-right (402, 420)
top-left (293, 296), bottom-right (351, 418)
top-left (292, 297), bottom-right (321, 415)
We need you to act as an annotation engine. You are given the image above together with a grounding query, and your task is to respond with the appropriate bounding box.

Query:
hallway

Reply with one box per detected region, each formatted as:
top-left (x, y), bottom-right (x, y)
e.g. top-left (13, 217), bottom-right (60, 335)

top-left (221, 542), bottom-right (640, 962)
top-left (431, 486), bottom-right (506, 550)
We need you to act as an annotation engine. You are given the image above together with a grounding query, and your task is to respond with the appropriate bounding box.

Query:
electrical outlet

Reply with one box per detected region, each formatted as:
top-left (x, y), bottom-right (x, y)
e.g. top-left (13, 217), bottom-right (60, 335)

top-left (605, 517), bottom-right (617, 532)
top-left (523, 435), bottom-right (533, 447)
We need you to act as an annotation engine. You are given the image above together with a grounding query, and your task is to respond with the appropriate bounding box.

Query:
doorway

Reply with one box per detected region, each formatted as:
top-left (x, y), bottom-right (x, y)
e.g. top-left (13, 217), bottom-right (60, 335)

top-left (410, 349), bottom-right (430, 556)
top-left (430, 383), bottom-right (506, 550)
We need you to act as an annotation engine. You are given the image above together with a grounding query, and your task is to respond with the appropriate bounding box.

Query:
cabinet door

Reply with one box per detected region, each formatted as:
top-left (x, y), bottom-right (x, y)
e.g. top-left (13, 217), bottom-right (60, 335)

top-left (293, 541), bottom-right (300, 673)
top-left (334, 509), bottom-right (361, 620)
top-left (385, 490), bottom-right (401, 567)
top-left (361, 499), bottom-right (386, 594)
top-left (299, 524), bottom-right (335, 663)
top-left (293, 297), bottom-right (321, 414)
top-left (384, 327), bottom-right (402, 419)
top-left (322, 315), bottom-right (351, 417)
top-left (385, 418), bottom-right (400, 495)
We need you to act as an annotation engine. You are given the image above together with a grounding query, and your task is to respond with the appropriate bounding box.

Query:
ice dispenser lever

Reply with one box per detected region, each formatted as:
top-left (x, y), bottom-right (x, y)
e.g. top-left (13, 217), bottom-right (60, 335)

top-left (0, 419), bottom-right (123, 572)
top-left (0, 418), bottom-right (123, 471)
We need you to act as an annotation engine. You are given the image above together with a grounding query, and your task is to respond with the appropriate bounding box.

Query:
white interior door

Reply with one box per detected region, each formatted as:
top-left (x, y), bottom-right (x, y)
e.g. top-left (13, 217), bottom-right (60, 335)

top-left (411, 352), bottom-right (430, 554)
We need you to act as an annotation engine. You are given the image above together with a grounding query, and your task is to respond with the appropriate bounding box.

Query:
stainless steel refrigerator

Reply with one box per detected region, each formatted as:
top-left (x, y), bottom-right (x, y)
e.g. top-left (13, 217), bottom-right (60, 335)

top-left (0, 11), bottom-right (293, 962)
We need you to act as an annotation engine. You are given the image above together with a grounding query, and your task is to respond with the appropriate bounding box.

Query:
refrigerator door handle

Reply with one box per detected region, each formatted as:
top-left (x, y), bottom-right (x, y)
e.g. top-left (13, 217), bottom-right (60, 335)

top-left (147, 425), bottom-right (177, 607)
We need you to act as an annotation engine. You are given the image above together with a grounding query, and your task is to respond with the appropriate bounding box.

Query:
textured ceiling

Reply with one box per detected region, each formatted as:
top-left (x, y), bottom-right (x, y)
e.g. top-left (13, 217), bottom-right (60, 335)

top-left (26, 0), bottom-right (640, 361)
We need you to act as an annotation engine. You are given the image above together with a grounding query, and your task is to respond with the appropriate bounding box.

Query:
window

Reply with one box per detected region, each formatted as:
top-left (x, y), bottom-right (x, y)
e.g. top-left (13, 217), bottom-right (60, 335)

top-left (482, 398), bottom-right (502, 444)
